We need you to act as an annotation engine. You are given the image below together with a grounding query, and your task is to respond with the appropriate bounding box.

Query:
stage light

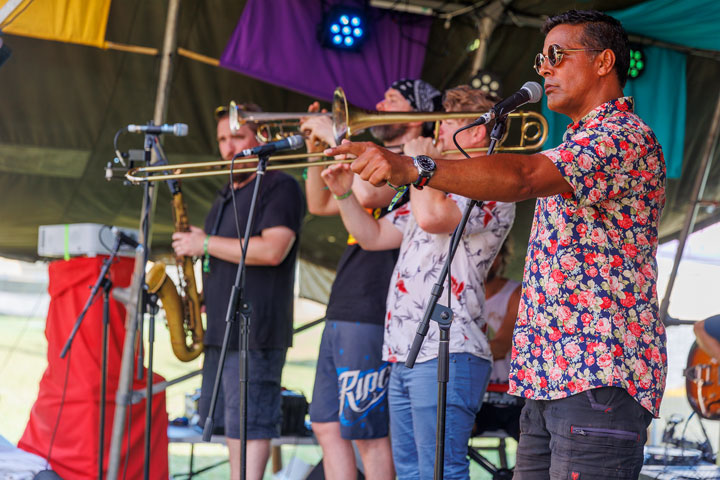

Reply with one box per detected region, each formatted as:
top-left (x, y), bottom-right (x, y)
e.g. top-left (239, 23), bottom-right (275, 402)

top-left (628, 45), bottom-right (646, 80)
top-left (470, 70), bottom-right (502, 98)
top-left (319, 6), bottom-right (368, 51)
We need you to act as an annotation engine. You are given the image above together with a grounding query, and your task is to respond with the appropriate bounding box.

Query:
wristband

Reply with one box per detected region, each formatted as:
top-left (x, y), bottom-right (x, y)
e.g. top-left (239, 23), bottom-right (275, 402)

top-left (387, 184), bottom-right (408, 212)
top-left (202, 235), bottom-right (211, 273)
top-left (333, 188), bottom-right (353, 200)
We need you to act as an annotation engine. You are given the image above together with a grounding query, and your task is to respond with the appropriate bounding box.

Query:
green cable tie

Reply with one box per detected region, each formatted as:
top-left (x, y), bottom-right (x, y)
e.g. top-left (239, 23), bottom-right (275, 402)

top-left (63, 224), bottom-right (70, 261)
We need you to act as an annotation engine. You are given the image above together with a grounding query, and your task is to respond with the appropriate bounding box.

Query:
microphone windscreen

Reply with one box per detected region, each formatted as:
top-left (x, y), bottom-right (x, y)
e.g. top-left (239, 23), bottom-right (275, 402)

top-left (174, 123), bottom-right (189, 136)
top-left (522, 82), bottom-right (544, 103)
top-left (287, 134), bottom-right (304, 149)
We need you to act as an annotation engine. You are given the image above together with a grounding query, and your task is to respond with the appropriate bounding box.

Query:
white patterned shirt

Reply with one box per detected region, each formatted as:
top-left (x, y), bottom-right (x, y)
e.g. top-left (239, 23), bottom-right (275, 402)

top-left (382, 195), bottom-right (515, 364)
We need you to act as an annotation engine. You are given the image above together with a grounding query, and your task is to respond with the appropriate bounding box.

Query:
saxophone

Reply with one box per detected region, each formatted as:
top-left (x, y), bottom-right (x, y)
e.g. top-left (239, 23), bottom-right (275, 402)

top-left (146, 183), bottom-right (205, 362)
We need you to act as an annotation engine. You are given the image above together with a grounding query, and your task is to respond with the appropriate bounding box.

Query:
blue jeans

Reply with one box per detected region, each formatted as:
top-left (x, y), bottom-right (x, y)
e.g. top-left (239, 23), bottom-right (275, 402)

top-left (389, 353), bottom-right (492, 480)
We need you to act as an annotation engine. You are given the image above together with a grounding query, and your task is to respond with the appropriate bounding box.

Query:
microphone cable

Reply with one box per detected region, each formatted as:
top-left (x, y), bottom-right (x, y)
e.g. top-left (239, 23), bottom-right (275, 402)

top-left (113, 127), bottom-right (129, 167)
top-left (230, 153), bottom-right (245, 257)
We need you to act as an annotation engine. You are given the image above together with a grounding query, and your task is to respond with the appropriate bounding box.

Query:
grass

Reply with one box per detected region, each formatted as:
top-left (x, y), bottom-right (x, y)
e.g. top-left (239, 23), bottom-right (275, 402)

top-left (0, 299), bottom-right (516, 479)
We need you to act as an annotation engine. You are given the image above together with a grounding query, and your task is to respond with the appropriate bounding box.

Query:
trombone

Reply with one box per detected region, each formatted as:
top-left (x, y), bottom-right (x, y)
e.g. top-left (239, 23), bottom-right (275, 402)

top-left (125, 87), bottom-right (548, 184)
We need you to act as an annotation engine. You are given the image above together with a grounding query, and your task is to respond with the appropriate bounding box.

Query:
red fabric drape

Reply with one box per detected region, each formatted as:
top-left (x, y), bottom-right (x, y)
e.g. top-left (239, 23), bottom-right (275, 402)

top-left (18, 256), bottom-right (169, 479)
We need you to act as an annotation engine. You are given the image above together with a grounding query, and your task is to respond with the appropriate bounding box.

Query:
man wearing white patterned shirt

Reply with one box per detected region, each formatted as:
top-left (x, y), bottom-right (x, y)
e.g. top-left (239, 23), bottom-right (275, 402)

top-left (322, 86), bottom-right (515, 480)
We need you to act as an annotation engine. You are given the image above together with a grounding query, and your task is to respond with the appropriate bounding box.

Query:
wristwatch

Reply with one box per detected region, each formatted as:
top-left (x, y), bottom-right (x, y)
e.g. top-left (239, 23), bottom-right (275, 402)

top-left (412, 155), bottom-right (436, 189)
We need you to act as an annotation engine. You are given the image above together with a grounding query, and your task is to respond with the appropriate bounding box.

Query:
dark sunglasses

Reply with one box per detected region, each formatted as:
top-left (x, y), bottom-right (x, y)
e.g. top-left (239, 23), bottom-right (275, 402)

top-left (214, 105), bottom-right (229, 119)
top-left (534, 44), bottom-right (604, 74)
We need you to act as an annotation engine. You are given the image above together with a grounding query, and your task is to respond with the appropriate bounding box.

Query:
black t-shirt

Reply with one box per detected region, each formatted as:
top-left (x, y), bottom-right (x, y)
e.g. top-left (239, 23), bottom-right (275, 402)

top-left (325, 206), bottom-right (401, 325)
top-left (202, 171), bottom-right (304, 350)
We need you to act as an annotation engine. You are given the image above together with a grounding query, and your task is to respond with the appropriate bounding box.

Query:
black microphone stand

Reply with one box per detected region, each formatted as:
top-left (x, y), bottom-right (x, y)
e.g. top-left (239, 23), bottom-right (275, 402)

top-left (404, 116), bottom-right (508, 480)
top-left (140, 134), bottom-right (171, 480)
top-left (58, 230), bottom-right (130, 480)
top-left (143, 291), bottom-right (159, 480)
top-left (106, 129), bottom-right (163, 480)
top-left (202, 152), bottom-right (271, 480)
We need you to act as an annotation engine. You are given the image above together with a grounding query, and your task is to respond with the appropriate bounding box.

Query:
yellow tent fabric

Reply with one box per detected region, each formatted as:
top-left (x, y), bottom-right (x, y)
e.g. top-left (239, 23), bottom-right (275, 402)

top-left (1, 0), bottom-right (111, 48)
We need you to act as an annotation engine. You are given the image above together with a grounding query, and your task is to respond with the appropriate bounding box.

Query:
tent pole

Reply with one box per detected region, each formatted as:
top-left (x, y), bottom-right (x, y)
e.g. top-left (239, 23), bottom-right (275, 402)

top-left (469, 14), bottom-right (496, 76)
top-left (469, 0), bottom-right (511, 76)
top-left (106, 1), bottom-right (182, 479)
top-left (658, 90), bottom-right (720, 324)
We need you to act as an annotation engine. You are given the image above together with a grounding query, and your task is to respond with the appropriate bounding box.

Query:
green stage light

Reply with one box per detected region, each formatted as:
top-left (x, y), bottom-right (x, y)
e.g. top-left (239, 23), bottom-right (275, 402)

top-left (628, 47), bottom-right (645, 80)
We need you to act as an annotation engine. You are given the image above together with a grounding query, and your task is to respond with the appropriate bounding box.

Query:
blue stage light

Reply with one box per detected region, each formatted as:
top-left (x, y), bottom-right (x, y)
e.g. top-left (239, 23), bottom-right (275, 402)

top-left (319, 6), bottom-right (368, 51)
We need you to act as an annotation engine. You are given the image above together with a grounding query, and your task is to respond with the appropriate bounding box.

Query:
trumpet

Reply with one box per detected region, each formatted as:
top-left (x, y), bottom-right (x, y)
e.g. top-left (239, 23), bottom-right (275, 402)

top-left (125, 89), bottom-right (547, 183)
top-left (229, 87), bottom-right (353, 143)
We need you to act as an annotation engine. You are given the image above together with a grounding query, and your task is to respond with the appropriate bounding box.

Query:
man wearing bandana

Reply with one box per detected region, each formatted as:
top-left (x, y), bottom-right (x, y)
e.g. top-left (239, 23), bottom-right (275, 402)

top-left (320, 85), bottom-right (513, 479)
top-left (301, 79), bottom-right (441, 480)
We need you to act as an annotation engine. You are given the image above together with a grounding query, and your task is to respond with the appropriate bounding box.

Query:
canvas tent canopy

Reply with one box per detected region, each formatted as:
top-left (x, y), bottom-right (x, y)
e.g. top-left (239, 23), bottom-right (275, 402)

top-left (0, 0), bottom-right (719, 288)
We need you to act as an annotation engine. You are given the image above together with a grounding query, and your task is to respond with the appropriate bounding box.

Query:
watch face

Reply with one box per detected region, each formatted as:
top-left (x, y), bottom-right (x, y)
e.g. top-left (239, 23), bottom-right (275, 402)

top-left (414, 155), bottom-right (436, 172)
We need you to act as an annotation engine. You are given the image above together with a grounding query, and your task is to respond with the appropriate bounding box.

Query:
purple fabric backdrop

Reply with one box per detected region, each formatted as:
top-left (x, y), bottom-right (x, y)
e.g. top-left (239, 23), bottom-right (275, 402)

top-left (220, 0), bottom-right (432, 110)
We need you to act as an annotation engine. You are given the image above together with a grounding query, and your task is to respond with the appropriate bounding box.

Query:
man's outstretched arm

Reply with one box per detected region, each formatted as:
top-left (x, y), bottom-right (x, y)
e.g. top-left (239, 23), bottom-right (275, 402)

top-left (325, 141), bottom-right (572, 202)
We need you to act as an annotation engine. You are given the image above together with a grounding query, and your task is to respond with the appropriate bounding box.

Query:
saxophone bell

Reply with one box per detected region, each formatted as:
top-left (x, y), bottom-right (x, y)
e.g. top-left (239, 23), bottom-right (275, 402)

top-left (145, 189), bottom-right (206, 363)
top-left (146, 261), bottom-right (204, 362)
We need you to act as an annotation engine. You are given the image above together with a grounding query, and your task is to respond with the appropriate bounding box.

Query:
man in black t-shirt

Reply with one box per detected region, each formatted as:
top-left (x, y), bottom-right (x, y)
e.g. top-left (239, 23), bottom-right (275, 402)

top-left (172, 105), bottom-right (304, 480)
top-left (301, 80), bottom-right (442, 480)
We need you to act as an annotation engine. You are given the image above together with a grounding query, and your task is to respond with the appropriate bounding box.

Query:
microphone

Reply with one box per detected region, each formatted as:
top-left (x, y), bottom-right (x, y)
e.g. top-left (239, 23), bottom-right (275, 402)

top-left (111, 226), bottom-right (141, 250)
top-left (127, 123), bottom-right (189, 136)
top-left (238, 134), bottom-right (304, 158)
top-left (473, 81), bottom-right (544, 125)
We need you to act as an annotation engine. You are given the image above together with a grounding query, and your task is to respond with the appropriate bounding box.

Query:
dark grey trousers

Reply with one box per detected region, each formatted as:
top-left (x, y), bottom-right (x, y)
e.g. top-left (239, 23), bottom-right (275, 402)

top-left (513, 387), bottom-right (653, 480)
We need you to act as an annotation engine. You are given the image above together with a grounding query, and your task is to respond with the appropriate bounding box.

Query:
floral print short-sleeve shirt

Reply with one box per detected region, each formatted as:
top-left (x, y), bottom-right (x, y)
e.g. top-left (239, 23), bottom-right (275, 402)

top-left (383, 195), bottom-right (515, 364)
top-left (507, 97), bottom-right (667, 416)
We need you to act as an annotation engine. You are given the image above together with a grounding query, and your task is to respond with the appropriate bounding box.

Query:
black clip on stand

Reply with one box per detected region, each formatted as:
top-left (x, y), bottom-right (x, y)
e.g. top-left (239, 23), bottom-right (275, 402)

top-left (59, 229), bottom-right (136, 480)
top-left (202, 152), bottom-right (270, 480)
top-left (404, 115), bottom-right (508, 480)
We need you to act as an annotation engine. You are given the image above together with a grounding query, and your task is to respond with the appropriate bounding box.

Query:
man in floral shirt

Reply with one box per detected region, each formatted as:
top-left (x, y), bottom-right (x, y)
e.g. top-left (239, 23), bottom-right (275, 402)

top-left (327, 9), bottom-right (666, 480)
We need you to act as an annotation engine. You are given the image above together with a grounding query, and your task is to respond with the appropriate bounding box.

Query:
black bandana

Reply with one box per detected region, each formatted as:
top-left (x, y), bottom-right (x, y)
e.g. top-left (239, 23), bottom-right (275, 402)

top-left (390, 79), bottom-right (442, 113)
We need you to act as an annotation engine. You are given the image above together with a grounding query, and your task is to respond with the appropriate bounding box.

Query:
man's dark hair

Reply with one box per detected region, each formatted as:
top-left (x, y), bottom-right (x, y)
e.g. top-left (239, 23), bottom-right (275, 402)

top-left (542, 10), bottom-right (630, 87)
